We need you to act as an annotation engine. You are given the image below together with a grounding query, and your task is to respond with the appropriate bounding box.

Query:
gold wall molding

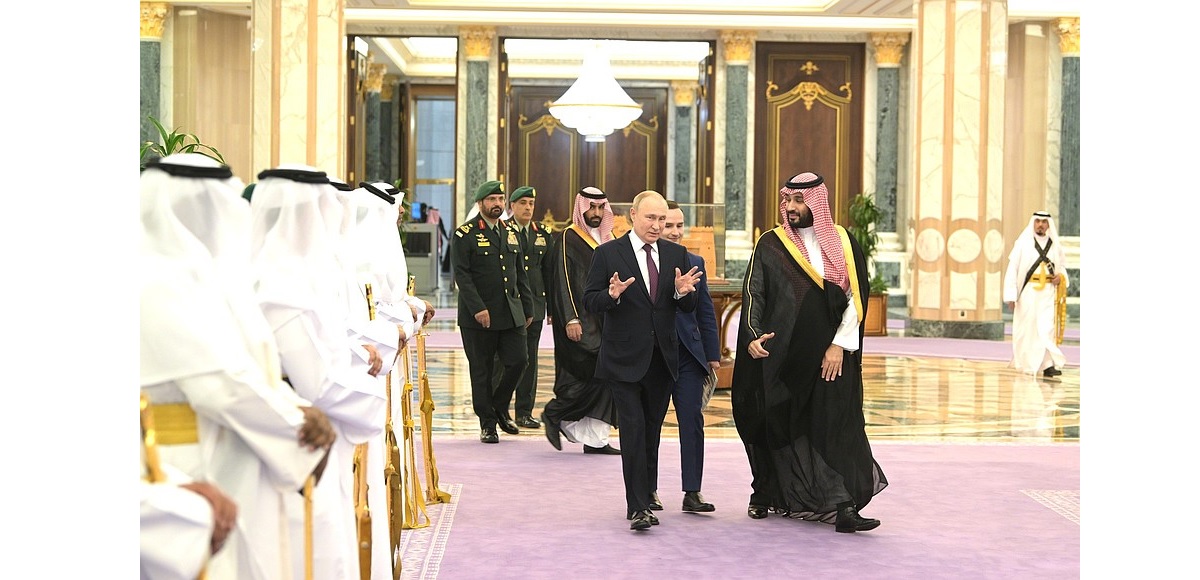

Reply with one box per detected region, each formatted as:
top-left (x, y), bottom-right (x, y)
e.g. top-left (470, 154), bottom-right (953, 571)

top-left (871, 32), bottom-right (910, 67)
top-left (1054, 17), bottom-right (1080, 56)
top-left (365, 63), bottom-right (386, 93)
top-left (720, 30), bottom-right (756, 65)
top-left (671, 81), bottom-right (698, 107)
top-left (462, 26), bottom-right (496, 60)
top-left (766, 80), bottom-right (852, 110)
top-left (140, 2), bottom-right (168, 40)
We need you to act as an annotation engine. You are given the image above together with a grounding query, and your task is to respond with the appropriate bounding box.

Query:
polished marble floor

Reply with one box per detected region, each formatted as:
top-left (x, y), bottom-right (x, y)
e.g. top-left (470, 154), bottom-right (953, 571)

top-left (403, 275), bottom-right (1080, 445)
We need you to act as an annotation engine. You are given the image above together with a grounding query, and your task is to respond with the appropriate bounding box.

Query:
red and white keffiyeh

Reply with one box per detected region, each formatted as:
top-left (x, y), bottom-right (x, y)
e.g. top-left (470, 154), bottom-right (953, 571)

top-left (778, 172), bottom-right (849, 292)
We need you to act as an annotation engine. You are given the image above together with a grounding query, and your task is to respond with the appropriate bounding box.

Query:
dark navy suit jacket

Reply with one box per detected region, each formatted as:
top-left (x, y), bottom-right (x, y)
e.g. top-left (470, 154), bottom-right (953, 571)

top-left (676, 253), bottom-right (721, 369)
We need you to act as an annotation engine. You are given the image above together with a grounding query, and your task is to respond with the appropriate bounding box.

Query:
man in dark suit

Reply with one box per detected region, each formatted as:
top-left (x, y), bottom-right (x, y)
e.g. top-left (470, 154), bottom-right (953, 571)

top-left (582, 190), bottom-right (704, 531)
top-left (658, 200), bottom-right (721, 514)
top-left (451, 180), bottom-right (534, 444)
top-left (501, 186), bottom-right (555, 429)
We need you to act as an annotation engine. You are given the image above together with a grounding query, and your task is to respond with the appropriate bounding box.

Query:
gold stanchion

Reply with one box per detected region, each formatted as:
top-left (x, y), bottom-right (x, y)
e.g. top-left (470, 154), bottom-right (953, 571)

top-left (354, 285), bottom-right (376, 580)
top-left (417, 331), bottom-right (450, 504)
top-left (1055, 273), bottom-right (1070, 345)
top-left (399, 345), bottom-right (431, 530)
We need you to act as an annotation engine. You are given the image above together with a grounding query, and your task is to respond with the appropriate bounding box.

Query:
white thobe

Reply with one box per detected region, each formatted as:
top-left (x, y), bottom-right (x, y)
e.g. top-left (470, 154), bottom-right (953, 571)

top-left (798, 228), bottom-right (860, 351)
top-left (1003, 236), bottom-right (1068, 374)
top-left (263, 305), bottom-right (388, 580)
top-left (140, 481), bottom-right (213, 580)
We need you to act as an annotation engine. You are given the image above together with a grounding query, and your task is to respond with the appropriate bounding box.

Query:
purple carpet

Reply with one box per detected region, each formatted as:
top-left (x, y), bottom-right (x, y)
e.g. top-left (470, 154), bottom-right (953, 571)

top-left (407, 437), bottom-right (1079, 579)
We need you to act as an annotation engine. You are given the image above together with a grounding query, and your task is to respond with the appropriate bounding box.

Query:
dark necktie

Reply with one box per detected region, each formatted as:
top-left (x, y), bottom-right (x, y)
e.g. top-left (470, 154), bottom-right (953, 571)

top-left (644, 243), bottom-right (658, 302)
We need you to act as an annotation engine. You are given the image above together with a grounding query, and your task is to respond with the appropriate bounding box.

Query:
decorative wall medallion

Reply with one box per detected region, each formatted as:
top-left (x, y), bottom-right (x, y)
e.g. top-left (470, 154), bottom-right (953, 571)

top-left (947, 229), bottom-right (982, 263)
top-left (915, 228), bottom-right (945, 262)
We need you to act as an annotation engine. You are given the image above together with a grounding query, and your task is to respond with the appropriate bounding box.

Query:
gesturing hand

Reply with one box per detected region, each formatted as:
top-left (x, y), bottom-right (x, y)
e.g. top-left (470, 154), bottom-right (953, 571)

top-left (608, 272), bottom-right (636, 300)
top-left (674, 266), bottom-right (703, 295)
top-left (747, 332), bottom-right (775, 359)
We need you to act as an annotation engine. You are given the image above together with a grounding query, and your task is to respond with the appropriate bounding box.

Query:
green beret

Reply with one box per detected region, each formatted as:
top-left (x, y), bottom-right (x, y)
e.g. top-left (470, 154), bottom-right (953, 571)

top-left (509, 186), bottom-right (536, 204)
top-left (473, 180), bottom-right (505, 203)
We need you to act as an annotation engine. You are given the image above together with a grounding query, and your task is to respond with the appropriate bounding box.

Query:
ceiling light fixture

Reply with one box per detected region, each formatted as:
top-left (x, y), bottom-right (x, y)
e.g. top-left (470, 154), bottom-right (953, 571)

top-left (548, 41), bottom-right (643, 142)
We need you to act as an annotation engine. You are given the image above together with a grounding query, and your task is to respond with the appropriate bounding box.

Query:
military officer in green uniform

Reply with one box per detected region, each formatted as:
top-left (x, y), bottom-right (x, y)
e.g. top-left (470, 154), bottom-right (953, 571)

top-left (500, 186), bottom-right (557, 430)
top-left (452, 180), bottom-right (535, 443)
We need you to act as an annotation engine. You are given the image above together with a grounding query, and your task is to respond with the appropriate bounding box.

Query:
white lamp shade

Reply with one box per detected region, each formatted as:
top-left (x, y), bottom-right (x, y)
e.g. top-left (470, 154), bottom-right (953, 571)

top-left (548, 42), bottom-right (643, 141)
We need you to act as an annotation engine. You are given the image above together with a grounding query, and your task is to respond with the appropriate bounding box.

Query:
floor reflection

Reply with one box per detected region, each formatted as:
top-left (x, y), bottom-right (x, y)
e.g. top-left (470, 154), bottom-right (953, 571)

top-left (403, 344), bottom-right (1079, 445)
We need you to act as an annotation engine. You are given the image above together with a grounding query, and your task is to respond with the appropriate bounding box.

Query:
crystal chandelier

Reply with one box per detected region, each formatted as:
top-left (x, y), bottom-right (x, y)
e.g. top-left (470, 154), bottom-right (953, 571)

top-left (548, 41), bottom-right (643, 143)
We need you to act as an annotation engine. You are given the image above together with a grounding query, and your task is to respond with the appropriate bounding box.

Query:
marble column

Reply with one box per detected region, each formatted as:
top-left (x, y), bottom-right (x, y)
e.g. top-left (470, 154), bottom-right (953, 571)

top-left (365, 62), bottom-right (385, 183)
top-left (1054, 18), bottom-right (1080, 237)
top-left (383, 74), bottom-right (401, 184)
top-left (250, 0), bottom-right (346, 175)
top-left (908, 0), bottom-right (1008, 339)
top-left (871, 33), bottom-right (909, 234)
top-left (461, 26), bottom-right (494, 202)
top-left (140, 2), bottom-right (168, 147)
top-left (671, 81), bottom-right (698, 204)
top-left (720, 31), bottom-right (753, 233)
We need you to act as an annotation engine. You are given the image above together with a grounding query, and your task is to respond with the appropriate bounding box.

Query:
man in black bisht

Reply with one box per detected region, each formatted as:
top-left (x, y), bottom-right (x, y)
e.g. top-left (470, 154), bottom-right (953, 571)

top-left (731, 171), bottom-right (888, 533)
top-left (540, 187), bottom-right (621, 455)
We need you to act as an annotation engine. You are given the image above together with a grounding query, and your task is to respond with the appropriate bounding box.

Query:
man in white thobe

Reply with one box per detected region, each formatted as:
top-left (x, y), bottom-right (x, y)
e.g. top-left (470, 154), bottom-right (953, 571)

top-left (1003, 211), bottom-right (1069, 377)
top-left (250, 166), bottom-right (391, 580)
top-left (140, 154), bottom-right (336, 580)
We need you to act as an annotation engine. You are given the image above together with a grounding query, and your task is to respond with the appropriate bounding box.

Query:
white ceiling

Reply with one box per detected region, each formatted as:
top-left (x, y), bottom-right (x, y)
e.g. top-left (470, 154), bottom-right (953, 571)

top-left (179, 0), bottom-right (1081, 80)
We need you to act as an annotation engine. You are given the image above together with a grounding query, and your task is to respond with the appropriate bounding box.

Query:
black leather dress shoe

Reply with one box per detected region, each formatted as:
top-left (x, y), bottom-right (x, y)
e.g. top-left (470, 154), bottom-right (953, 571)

top-left (516, 415), bottom-right (541, 429)
top-left (682, 491), bottom-right (715, 513)
top-left (496, 413), bottom-right (520, 435)
top-left (747, 504), bottom-right (768, 519)
top-left (834, 505), bottom-right (881, 533)
top-left (479, 427), bottom-right (499, 444)
top-left (1043, 366), bottom-right (1062, 377)
top-left (627, 509), bottom-right (659, 525)
top-left (648, 492), bottom-right (663, 511)
top-left (541, 413), bottom-right (562, 451)
top-left (583, 444), bottom-right (621, 455)
top-left (629, 510), bottom-right (654, 530)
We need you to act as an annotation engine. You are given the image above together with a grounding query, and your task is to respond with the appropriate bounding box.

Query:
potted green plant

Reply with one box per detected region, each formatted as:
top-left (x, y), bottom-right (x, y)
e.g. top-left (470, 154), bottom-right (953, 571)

top-left (848, 192), bottom-right (889, 336)
top-left (140, 115), bottom-right (226, 168)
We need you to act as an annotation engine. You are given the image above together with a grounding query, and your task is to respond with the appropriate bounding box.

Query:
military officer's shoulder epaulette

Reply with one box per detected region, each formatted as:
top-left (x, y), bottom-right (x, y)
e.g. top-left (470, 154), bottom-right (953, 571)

top-left (455, 223), bottom-right (472, 237)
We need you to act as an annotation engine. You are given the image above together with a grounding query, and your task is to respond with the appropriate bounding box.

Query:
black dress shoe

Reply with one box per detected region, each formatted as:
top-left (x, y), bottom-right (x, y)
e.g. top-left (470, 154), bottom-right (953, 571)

top-left (479, 427), bottom-right (499, 444)
top-left (496, 413), bottom-right (520, 435)
top-left (541, 413), bottom-right (562, 451)
top-left (629, 510), bottom-right (654, 530)
top-left (834, 505), bottom-right (881, 533)
top-left (648, 492), bottom-right (663, 511)
top-left (583, 444), bottom-right (621, 455)
top-left (747, 504), bottom-right (768, 519)
top-left (1043, 366), bottom-right (1062, 377)
top-left (516, 415), bottom-right (541, 429)
top-left (682, 491), bottom-right (715, 513)
top-left (626, 509), bottom-right (659, 525)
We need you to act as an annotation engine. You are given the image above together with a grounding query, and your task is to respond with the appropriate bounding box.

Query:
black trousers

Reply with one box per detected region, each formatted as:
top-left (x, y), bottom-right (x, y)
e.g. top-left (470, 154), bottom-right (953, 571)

top-left (609, 345), bottom-right (674, 513)
top-left (461, 325), bottom-right (527, 428)
top-left (513, 319), bottom-right (543, 417)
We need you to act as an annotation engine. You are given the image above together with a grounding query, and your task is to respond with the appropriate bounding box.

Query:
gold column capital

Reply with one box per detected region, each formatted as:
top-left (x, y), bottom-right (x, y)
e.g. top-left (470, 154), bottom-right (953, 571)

top-left (462, 26), bottom-right (496, 61)
top-left (1054, 17), bottom-right (1080, 56)
top-left (671, 81), bottom-right (698, 107)
top-left (871, 32), bottom-right (910, 67)
top-left (720, 30), bottom-right (756, 65)
top-left (140, 2), bottom-right (169, 40)
top-left (365, 63), bottom-right (386, 93)
top-left (381, 74), bottom-right (400, 101)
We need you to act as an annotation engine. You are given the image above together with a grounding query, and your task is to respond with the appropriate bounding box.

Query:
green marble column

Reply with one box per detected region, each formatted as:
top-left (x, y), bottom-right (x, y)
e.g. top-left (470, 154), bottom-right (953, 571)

top-left (871, 33), bottom-right (909, 234)
top-left (140, 3), bottom-right (168, 147)
top-left (464, 60), bottom-right (489, 194)
top-left (1057, 56), bottom-right (1080, 237)
top-left (724, 64), bottom-right (748, 232)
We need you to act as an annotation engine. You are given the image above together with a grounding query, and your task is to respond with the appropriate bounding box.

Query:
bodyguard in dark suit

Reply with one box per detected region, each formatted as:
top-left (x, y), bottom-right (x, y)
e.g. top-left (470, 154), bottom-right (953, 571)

top-left (582, 190), bottom-right (704, 531)
top-left (501, 186), bottom-right (555, 429)
top-left (659, 201), bottom-right (721, 513)
top-left (452, 180), bottom-right (534, 444)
